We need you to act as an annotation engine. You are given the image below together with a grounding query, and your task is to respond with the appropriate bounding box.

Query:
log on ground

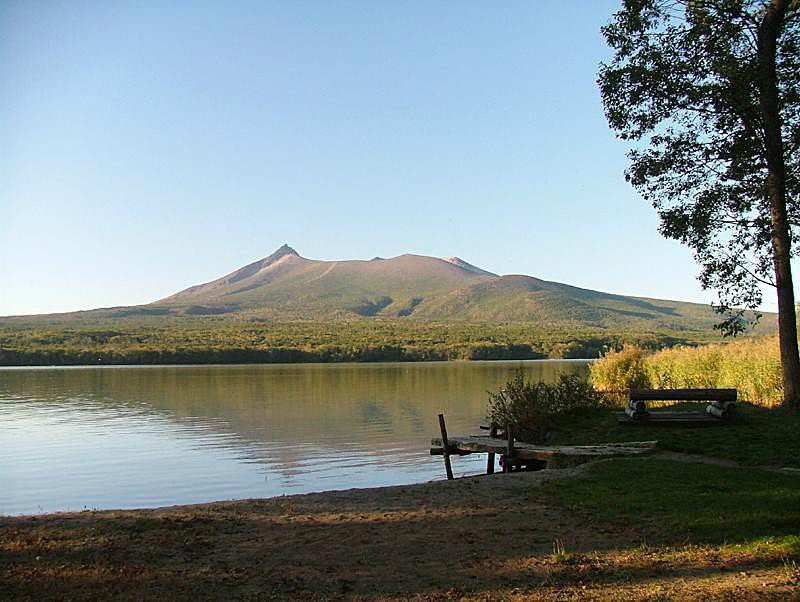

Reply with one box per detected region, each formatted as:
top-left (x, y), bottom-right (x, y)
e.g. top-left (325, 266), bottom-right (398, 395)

top-left (430, 437), bottom-right (658, 469)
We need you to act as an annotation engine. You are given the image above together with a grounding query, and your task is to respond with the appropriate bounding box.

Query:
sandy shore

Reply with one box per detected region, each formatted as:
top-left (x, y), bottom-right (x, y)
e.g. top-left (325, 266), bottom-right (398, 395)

top-left (1, 464), bottom-right (795, 600)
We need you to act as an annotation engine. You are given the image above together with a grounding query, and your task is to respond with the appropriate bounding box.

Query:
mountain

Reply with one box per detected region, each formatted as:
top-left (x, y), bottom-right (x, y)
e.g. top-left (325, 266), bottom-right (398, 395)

top-left (102, 244), bottom-right (761, 332)
top-left (2, 245), bottom-right (771, 333)
top-left (155, 245), bottom-right (492, 320)
top-left (441, 256), bottom-right (497, 277)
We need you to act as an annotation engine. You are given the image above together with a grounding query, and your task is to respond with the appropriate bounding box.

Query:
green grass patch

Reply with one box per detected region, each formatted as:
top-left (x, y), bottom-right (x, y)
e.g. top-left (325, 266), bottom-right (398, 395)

top-left (538, 458), bottom-right (800, 552)
top-left (547, 404), bottom-right (800, 467)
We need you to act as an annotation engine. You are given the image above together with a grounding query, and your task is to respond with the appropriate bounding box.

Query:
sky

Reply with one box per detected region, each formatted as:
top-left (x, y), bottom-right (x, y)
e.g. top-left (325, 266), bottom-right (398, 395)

top-left (0, 0), bottom-right (779, 316)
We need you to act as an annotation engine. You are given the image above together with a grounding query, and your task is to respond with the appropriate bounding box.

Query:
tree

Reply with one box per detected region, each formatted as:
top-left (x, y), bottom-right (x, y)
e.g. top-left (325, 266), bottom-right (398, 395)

top-left (598, 0), bottom-right (800, 408)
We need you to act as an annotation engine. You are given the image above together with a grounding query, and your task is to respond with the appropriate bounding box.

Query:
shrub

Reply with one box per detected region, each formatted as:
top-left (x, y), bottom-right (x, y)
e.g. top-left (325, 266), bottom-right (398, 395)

top-left (486, 371), bottom-right (603, 443)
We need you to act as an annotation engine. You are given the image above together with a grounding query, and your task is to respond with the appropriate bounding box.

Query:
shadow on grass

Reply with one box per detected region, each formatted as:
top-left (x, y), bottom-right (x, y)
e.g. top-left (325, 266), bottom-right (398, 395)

top-left (538, 458), bottom-right (800, 547)
top-left (547, 403), bottom-right (800, 467)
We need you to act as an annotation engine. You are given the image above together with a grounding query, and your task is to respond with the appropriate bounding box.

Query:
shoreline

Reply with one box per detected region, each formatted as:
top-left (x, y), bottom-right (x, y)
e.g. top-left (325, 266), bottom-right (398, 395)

top-left (3, 460), bottom-right (796, 600)
top-left (3, 466), bottom-right (587, 519)
top-left (4, 467), bottom-right (614, 600)
top-left (0, 357), bottom-right (594, 370)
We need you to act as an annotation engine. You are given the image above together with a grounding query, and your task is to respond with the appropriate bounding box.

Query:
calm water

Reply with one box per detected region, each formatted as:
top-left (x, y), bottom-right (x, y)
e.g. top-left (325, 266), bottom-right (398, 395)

top-left (0, 360), bottom-right (589, 515)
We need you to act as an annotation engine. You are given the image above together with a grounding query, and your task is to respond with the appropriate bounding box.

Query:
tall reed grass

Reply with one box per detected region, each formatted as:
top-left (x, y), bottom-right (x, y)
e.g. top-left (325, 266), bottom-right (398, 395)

top-left (589, 337), bottom-right (783, 407)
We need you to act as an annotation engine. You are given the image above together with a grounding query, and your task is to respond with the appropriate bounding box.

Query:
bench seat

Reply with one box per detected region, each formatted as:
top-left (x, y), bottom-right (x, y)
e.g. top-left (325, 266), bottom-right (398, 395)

top-left (626, 388), bottom-right (737, 421)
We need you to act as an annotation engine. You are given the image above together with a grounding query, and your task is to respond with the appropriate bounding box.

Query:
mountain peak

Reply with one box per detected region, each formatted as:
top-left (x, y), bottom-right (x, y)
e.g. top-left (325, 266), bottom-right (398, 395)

top-left (442, 256), bottom-right (497, 277)
top-left (141, 246), bottom-right (746, 332)
top-left (265, 244), bottom-right (299, 263)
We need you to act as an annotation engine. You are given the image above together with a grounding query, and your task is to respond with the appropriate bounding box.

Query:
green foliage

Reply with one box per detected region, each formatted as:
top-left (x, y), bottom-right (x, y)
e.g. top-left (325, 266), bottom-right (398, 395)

top-left (589, 337), bottom-right (783, 406)
top-left (549, 539), bottom-right (575, 565)
top-left (0, 319), bottom-right (719, 366)
top-left (599, 1), bottom-right (800, 330)
top-left (486, 371), bottom-right (603, 443)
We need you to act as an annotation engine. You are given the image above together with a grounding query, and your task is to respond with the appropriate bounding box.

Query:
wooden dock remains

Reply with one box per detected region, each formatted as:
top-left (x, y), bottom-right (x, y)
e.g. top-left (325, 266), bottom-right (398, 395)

top-left (431, 414), bottom-right (657, 478)
top-left (437, 413), bottom-right (454, 480)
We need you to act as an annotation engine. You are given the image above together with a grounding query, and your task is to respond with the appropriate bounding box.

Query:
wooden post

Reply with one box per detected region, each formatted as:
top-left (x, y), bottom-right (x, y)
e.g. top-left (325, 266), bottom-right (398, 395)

top-left (438, 413), bottom-right (454, 480)
top-left (486, 422), bottom-right (498, 474)
top-left (503, 423), bottom-right (515, 473)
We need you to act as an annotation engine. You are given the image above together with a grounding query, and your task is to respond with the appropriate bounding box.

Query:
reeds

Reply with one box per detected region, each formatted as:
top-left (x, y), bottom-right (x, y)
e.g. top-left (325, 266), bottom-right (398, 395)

top-left (589, 337), bottom-right (783, 407)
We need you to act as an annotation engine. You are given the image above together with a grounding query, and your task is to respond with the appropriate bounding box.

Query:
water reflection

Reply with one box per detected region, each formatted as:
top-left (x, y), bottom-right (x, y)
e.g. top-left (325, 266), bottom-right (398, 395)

top-left (0, 361), bottom-right (588, 514)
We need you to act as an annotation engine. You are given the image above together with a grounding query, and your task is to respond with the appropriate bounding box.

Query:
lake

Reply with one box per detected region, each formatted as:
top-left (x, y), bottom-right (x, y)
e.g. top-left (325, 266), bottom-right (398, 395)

top-left (0, 360), bottom-right (589, 515)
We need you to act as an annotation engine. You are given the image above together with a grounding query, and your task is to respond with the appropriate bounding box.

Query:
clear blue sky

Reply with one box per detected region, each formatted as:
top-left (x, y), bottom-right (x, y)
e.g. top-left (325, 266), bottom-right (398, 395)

top-left (0, 1), bottom-right (775, 316)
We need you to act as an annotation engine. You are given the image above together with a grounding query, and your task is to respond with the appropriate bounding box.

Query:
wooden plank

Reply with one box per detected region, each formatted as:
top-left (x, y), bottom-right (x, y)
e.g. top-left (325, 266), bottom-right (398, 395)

top-left (504, 423), bottom-right (515, 473)
top-left (430, 436), bottom-right (657, 464)
top-left (429, 448), bottom-right (473, 456)
top-left (627, 410), bottom-right (722, 419)
top-left (438, 413), bottom-right (454, 480)
top-left (431, 436), bottom-right (658, 455)
top-left (629, 388), bottom-right (737, 402)
top-left (486, 422), bottom-right (498, 475)
top-left (617, 411), bottom-right (722, 425)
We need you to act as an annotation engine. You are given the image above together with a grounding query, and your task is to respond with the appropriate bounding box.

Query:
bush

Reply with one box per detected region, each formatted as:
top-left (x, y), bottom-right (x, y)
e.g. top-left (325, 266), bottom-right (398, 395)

top-left (486, 371), bottom-right (603, 443)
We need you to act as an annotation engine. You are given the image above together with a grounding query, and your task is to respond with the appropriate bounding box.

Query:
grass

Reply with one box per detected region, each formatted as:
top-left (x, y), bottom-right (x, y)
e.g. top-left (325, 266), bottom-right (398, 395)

top-left (591, 336), bottom-right (783, 406)
top-left (546, 403), bottom-right (800, 467)
top-left (525, 399), bottom-right (800, 595)
top-left (530, 457), bottom-right (800, 599)
top-left (538, 458), bottom-right (800, 548)
top-left (550, 538), bottom-right (576, 564)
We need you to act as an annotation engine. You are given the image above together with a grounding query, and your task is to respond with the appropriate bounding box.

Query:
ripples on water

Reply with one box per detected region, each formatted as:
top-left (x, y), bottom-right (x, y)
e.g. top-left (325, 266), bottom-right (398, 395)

top-left (0, 361), bottom-right (588, 515)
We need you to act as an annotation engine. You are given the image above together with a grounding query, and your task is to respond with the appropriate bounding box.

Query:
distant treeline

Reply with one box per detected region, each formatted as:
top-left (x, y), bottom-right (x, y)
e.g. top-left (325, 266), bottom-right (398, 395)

top-left (0, 319), bottom-right (716, 366)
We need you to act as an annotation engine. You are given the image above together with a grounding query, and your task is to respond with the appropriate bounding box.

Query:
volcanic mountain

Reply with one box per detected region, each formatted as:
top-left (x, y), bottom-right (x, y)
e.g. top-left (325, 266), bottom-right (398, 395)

top-left (96, 244), bottom-right (754, 332)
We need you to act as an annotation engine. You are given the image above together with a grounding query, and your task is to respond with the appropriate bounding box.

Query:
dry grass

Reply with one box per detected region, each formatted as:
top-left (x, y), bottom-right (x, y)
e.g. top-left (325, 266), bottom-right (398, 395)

top-left (590, 337), bottom-right (783, 406)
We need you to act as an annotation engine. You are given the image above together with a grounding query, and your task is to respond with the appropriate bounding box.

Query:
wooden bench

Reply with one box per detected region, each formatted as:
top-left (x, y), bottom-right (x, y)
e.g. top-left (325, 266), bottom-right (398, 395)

top-left (625, 388), bottom-right (737, 422)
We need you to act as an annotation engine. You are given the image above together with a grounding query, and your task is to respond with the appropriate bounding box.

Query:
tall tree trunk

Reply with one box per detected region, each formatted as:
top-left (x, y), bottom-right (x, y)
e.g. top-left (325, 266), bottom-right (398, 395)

top-left (758, 0), bottom-right (800, 409)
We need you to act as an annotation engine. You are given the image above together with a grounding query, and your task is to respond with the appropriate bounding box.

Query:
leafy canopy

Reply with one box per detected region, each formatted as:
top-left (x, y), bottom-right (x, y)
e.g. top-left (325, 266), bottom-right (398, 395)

top-left (599, 0), bottom-right (800, 334)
